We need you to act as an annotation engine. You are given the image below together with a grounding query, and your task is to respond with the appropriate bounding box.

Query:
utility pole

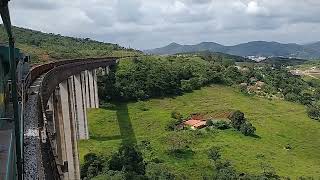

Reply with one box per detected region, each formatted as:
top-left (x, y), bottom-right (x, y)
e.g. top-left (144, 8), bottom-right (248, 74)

top-left (0, 0), bottom-right (23, 179)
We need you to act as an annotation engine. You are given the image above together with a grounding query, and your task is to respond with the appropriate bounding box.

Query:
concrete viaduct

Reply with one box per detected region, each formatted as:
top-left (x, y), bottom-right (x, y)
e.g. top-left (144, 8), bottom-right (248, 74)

top-left (23, 57), bottom-right (119, 180)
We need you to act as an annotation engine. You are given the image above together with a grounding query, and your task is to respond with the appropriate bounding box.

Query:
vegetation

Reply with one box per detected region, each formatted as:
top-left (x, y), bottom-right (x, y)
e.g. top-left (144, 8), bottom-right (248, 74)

top-left (212, 121), bottom-right (230, 130)
top-left (98, 56), bottom-right (225, 101)
top-left (207, 146), bottom-right (221, 161)
top-left (229, 110), bottom-right (256, 136)
top-left (81, 144), bottom-right (146, 179)
top-left (99, 54), bottom-right (320, 122)
top-left (0, 25), bottom-right (141, 63)
top-left (79, 85), bottom-right (320, 179)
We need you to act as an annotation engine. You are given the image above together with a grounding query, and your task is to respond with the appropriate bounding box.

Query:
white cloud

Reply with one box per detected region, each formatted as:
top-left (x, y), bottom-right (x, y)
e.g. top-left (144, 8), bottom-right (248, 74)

top-left (246, 1), bottom-right (269, 16)
top-left (2, 0), bottom-right (320, 49)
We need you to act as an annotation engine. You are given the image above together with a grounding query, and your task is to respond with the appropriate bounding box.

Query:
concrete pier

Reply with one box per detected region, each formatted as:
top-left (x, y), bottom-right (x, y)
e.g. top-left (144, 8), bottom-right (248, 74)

top-left (59, 79), bottom-right (80, 180)
top-left (48, 68), bottom-right (101, 179)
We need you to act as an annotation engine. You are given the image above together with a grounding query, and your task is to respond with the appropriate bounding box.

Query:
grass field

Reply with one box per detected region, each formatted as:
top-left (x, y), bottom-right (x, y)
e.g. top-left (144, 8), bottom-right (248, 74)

top-left (79, 85), bottom-right (320, 179)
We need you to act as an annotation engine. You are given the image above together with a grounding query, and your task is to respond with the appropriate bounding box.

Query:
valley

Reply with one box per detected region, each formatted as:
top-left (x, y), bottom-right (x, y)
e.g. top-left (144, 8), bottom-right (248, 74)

top-left (79, 85), bottom-right (320, 179)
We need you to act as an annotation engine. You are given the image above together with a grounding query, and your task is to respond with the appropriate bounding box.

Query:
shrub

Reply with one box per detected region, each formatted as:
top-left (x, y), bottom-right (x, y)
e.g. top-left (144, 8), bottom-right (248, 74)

top-left (166, 133), bottom-right (191, 156)
top-left (213, 120), bottom-right (230, 130)
top-left (165, 119), bottom-right (182, 131)
top-left (240, 122), bottom-right (256, 136)
top-left (208, 146), bottom-right (221, 161)
top-left (171, 111), bottom-right (183, 120)
top-left (146, 163), bottom-right (175, 180)
top-left (206, 119), bottom-right (214, 126)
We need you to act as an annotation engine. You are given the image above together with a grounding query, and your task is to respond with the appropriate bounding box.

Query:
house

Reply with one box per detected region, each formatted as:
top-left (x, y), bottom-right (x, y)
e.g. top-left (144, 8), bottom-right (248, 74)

top-left (184, 119), bottom-right (207, 130)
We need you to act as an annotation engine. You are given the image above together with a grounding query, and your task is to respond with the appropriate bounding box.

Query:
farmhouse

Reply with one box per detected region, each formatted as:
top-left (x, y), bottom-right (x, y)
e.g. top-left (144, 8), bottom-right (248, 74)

top-left (184, 119), bottom-right (207, 129)
top-left (183, 114), bottom-right (207, 129)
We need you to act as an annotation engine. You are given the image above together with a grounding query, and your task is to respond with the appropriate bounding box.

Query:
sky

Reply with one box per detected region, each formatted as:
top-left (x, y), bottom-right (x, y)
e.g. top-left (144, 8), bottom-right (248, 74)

top-left (5, 0), bottom-right (320, 49)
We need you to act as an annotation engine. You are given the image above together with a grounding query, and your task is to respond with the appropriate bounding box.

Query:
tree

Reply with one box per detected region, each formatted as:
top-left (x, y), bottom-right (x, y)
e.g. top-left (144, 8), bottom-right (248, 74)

top-left (228, 110), bottom-right (246, 130)
top-left (81, 153), bottom-right (105, 179)
top-left (109, 144), bottom-right (146, 175)
top-left (208, 146), bottom-right (221, 161)
top-left (212, 160), bottom-right (238, 180)
top-left (239, 122), bottom-right (256, 136)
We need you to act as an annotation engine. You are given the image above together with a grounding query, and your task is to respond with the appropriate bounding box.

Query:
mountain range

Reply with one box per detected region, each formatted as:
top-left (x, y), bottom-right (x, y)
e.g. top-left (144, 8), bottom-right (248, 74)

top-left (144, 41), bottom-right (320, 59)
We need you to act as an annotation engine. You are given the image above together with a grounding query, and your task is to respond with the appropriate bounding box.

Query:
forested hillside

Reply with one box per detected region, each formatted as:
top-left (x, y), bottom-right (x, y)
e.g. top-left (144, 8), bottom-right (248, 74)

top-left (0, 25), bottom-right (141, 63)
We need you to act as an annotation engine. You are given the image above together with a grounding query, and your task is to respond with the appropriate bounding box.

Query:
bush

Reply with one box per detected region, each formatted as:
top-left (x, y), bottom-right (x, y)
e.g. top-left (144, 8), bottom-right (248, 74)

top-left (208, 146), bottom-right (221, 161)
top-left (213, 121), bottom-right (230, 130)
top-left (171, 111), bottom-right (183, 120)
top-left (165, 119), bottom-right (182, 131)
top-left (146, 163), bottom-right (175, 180)
top-left (240, 122), bottom-right (256, 136)
top-left (206, 119), bottom-right (214, 126)
top-left (166, 133), bottom-right (191, 156)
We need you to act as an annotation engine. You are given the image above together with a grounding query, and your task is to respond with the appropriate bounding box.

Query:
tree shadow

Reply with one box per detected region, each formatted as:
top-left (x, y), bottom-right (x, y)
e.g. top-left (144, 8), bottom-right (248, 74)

top-left (89, 103), bottom-right (137, 145)
top-left (250, 134), bottom-right (261, 139)
top-left (116, 103), bottom-right (137, 145)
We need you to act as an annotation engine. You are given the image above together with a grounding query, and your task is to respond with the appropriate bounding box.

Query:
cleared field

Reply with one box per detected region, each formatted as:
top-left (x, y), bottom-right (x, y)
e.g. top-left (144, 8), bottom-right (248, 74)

top-left (79, 85), bottom-right (320, 179)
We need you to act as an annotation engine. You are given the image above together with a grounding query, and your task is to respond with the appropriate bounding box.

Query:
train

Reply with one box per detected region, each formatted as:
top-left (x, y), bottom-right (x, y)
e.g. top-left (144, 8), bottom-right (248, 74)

top-left (0, 44), bottom-right (27, 123)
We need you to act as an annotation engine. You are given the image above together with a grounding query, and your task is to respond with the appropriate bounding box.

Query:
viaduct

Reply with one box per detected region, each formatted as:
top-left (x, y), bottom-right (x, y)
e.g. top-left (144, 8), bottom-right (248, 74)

top-left (23, 57), bottom-right (119, 179)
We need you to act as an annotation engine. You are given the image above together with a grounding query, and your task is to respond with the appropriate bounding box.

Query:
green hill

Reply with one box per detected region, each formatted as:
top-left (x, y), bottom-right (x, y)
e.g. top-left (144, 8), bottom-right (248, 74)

top-left (0, 25), bottom-right (141, 63)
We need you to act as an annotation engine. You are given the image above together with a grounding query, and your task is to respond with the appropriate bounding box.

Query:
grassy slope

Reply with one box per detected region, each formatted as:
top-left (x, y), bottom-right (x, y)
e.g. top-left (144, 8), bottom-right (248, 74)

top-left (79, 85), bottom-right (320, 179)
top-left (0, 26), bottom-right (140, 63)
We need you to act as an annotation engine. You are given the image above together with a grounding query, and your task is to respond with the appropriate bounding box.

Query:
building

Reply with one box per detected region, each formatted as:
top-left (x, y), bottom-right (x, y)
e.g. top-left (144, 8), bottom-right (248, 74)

top-left (184, 119), bottom-right (207, 129)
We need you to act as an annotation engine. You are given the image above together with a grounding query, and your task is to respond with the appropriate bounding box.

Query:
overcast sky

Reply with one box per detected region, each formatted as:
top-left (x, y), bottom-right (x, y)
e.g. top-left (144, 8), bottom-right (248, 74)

top-left (5, 0), bottom-right (320, 49)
